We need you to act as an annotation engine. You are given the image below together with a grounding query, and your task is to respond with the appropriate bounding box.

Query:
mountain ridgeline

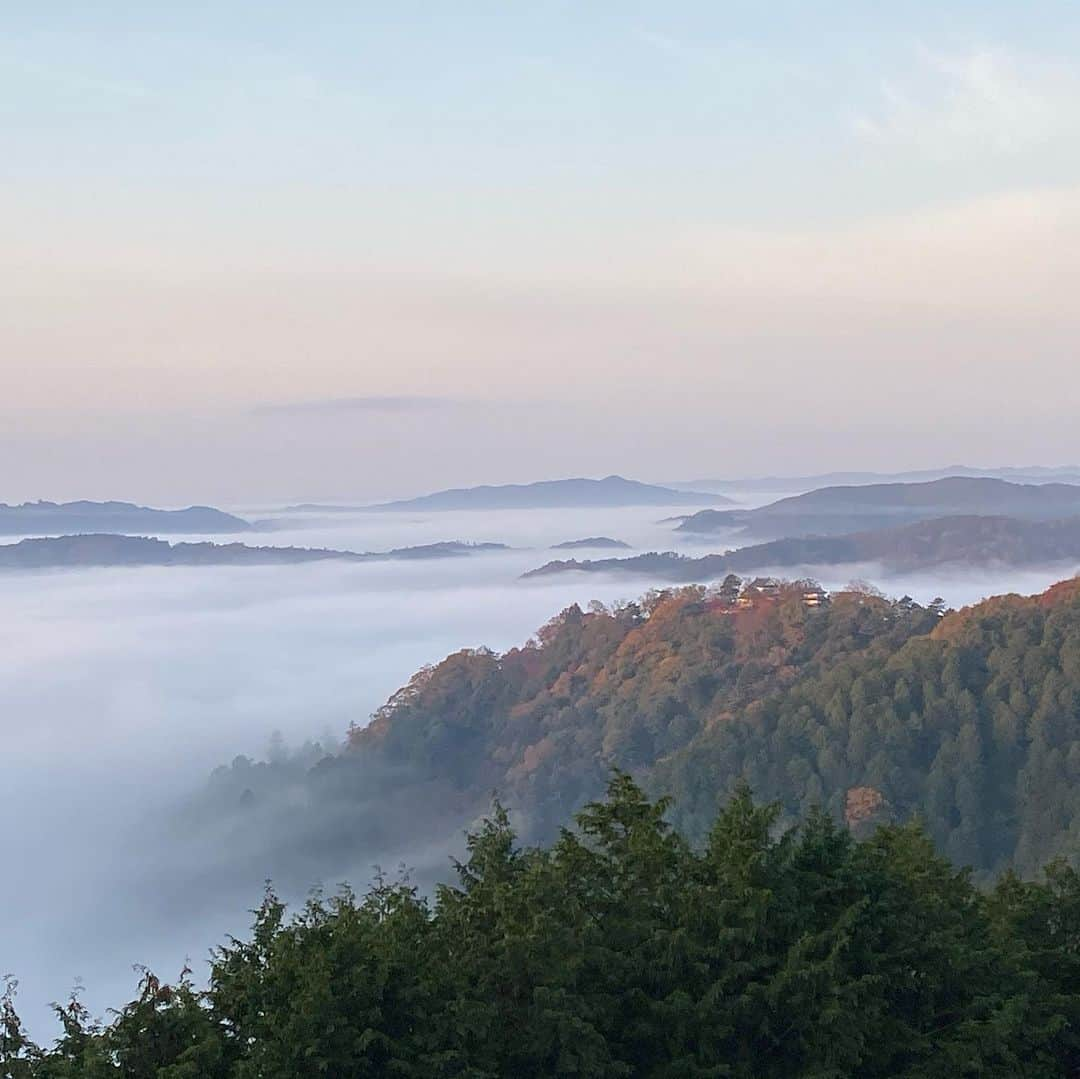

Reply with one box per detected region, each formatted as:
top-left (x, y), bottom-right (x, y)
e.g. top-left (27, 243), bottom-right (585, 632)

top-left (315, 577), bottom-right (1080, 879)
top-left (368, 475), bottom-right (728, 511)
top-left (550, 536), bottom-right (631, 550)
top-left (0, 500), bottom-right (251, 535)
top-left (0, 535), bottom-right (508, 571)
top-left (526, 514), bottom-right (1080, 580)
top-left (674, 463), bottom-right (1080, 493)
top-left (678, 476), bottom-right (1080, 539)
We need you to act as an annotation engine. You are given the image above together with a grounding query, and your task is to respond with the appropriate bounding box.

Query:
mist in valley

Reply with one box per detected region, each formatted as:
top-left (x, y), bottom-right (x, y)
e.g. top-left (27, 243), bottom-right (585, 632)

top-left (0, 504), bottom-right (696, 1036)
top-left (2, 493), bottom-right (1077, 1037)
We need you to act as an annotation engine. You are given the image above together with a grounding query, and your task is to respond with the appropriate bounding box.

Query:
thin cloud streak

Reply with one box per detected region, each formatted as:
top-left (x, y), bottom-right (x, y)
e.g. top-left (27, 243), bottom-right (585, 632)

top-left (851, 43), bottom-right (1080, 156)
top-left (253, 395), bottom-right (466, 417)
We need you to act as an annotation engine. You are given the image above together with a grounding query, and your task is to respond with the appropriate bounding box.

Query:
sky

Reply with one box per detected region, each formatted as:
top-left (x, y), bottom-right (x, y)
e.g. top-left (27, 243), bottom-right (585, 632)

top-left (4, 1), bottom-right (1080, 503)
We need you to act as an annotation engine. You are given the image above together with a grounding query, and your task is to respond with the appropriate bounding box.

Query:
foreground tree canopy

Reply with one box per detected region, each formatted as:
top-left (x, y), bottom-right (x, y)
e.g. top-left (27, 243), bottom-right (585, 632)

top-left (8, 776), bottom-right (1080, 1078)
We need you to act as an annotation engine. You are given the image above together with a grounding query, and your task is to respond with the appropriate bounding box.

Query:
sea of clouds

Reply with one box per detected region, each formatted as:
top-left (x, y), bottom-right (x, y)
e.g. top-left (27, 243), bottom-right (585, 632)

top-left (2, 498), bottom-right (1075, 1037)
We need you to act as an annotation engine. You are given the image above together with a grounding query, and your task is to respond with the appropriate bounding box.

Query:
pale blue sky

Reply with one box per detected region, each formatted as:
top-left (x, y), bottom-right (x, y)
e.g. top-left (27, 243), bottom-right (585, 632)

top-left (8, 3), bottom-right (1080, 221)
top-left (4, 3), bottom-right (1080, 500)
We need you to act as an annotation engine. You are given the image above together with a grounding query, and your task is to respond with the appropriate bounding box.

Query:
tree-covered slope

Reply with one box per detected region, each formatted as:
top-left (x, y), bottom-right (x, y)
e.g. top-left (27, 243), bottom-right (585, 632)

top-left (10, 778), bottom-right (1080, 1077)
top-left (346, 578), bottom-right (1080, 876)
top-left (17, 584), bottom-right (1080, 1075)
top-left (659, 579), bottom-right (1080, 877)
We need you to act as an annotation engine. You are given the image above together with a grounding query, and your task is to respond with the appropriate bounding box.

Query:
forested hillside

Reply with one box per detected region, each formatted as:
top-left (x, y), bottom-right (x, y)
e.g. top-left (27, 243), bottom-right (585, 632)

top-left (9, 778), bottom-right (1080, 1077)
top-left (343, 577), bottom-right (1080, 877)
top-left (14, 582), bottom-right (1080, 1074)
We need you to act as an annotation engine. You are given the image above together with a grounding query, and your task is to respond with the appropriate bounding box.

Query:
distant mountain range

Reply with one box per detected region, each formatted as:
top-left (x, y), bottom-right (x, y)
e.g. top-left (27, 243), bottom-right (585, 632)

top-left (671, 465), bottom-right (1080, 493)
top-left (677, 477), bottom-right (1080, 540)
top-left (0, 500), bottom-right (251, 535)
top-left (0, 535), bottom-right (508, 571)
top-left (524, 514), bottom-right (1080, 581)
top-left (361, 476), bottom-right (728, 512)
top-left (550, 537), bottom-right (631, 550)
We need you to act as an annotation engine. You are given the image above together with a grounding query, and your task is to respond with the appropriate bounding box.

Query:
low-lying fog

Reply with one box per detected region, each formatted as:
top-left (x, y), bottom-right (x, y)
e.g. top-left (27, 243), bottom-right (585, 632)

top-left (2, 500), bottom-right (1075, 1037)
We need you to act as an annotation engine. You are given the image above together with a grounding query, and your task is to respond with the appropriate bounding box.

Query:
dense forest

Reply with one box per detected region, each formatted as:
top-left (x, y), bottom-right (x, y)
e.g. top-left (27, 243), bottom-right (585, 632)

top-left (9, 776), bottom-right (1080, 1077)
top-left (328, 576), bottom-right (1080, 878)
top-left (13, 579), bottom-right (1080, 1075)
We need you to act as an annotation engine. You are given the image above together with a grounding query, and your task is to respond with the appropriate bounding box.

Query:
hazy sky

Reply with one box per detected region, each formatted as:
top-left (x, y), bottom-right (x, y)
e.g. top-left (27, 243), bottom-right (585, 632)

top-left (5, 1), bottom-right (1080, 503)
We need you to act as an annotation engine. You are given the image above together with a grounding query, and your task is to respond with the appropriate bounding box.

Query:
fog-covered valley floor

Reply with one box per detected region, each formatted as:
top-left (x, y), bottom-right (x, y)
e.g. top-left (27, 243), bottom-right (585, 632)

top-left (3, 499), bottom-right (1077, 1036)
